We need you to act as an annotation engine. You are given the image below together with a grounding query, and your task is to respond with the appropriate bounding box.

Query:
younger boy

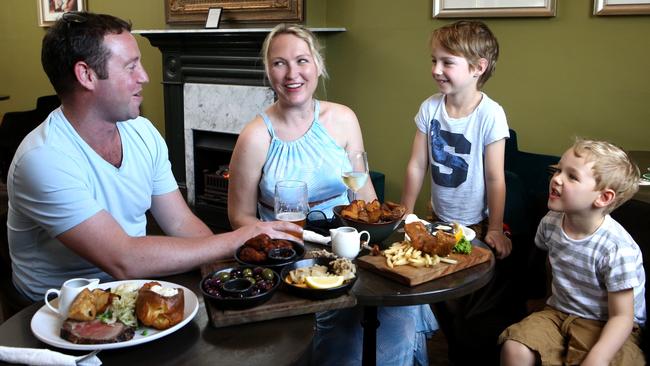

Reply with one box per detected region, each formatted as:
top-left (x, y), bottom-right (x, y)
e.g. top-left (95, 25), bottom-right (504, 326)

top-left (499, 138), bottom-right (645, 365)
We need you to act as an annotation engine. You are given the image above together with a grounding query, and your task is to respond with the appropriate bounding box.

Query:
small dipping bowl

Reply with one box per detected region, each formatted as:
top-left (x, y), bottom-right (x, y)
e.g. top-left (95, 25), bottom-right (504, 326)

top-left (267, 247), bottom-right (297, 263)
top-left (430, 221), bottom-right (454, 234)
top-left (221, 278), bottom-right (254, 297)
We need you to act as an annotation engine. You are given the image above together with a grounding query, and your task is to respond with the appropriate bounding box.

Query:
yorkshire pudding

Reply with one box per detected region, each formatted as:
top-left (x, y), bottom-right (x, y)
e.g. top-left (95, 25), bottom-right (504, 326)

top-left (136, 281), bottom-right (184, 330)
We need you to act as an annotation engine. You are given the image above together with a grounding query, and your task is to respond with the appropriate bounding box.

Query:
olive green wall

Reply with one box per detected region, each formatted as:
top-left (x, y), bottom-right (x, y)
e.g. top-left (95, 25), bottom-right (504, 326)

top-left (320, 0), bottom-right (650, 213)
top-left (1, 1), bottom-right (648, 215)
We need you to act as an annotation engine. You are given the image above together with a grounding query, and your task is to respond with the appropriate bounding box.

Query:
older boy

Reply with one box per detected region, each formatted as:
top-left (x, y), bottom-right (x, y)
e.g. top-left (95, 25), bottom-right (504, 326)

top-left (499, 139), bottom-right (645, 365)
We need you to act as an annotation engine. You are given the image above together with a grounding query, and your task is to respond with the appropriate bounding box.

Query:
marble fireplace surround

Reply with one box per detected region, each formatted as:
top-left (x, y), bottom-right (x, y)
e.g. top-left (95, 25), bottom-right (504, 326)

top-left (183, 83), bottom-right (274, 205)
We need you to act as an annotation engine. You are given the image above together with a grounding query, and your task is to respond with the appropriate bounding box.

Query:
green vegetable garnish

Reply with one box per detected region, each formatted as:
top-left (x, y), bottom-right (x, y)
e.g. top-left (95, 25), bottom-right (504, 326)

top-left (97, 310), bottom-right (112, 323)
top-left (141, 329), bottom-right (149, 336)
top-left (453, 238), bottom-right (472, 254)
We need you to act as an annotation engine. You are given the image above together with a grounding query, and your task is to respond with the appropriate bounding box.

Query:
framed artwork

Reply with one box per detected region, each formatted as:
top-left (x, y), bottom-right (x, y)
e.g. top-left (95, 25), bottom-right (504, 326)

top-left (166, 0), bottom-right (304, 24)
top-left (37, 0), bottom-right (86, 27)
top-left (594, 0), bottom-right (650, 15)
top-left (433, 0), bottom-right (556, 18)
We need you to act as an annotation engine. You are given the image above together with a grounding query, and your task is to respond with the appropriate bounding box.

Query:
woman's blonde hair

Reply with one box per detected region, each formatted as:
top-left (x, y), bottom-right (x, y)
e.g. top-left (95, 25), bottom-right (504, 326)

top-left (571, 138), bottom-right (640, 213)
top-left (261, 23), bottom-right (328, 80)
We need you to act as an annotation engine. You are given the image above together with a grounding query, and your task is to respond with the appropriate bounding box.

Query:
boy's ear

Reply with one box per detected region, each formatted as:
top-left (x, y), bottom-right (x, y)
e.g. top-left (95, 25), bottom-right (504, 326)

top-left (473, 58), bottom-right (489, 77)
top-left (594, 188), bottom-right (615, 209)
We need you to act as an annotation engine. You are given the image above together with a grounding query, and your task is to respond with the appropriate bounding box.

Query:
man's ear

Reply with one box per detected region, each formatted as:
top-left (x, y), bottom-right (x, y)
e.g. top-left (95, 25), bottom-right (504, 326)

top-left (73, 61), bottom-right (96, 91)
top-left (594, 188), bottom-right (615, 209)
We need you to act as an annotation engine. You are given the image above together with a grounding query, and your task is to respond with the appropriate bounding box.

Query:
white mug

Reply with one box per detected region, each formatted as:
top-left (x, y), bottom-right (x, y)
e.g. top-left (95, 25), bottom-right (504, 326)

top-left (330, 226), bottom-right (371, 259)
top-left (44, 278), bottom-right (100, 319)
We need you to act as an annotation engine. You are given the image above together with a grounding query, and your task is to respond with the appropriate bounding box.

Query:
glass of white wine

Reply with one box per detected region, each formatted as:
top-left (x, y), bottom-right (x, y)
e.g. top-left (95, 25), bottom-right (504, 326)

top-left (341, 150), bottom-right (369, 201)
top-left (274, 180), bottom-right (308, 239)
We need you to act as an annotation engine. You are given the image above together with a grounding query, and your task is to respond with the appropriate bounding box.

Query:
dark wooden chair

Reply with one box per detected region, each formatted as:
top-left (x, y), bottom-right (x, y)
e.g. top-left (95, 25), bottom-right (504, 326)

top-left (0, 95), bottom-right (60, 184)
top-left (1, 211), bottom-right (33, 321)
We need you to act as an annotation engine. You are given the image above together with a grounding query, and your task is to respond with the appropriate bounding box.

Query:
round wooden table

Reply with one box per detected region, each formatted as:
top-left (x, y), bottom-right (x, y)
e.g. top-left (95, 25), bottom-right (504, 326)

top-left (0, 272), bottom-right (314, 366)
top-left (350, 227), bottom-right (496, 366)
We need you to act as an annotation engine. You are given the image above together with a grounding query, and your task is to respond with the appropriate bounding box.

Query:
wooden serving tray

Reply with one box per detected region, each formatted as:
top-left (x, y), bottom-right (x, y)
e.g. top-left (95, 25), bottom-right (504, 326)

top-left (200, 260), bottom-right (356, 328)
top-left (356, 246), bottom-right (492, 287)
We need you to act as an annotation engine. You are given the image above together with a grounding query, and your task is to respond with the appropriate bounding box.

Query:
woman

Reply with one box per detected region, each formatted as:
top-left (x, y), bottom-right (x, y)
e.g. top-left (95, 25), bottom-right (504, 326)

top-left (228, 24), bottom-right (437, 365)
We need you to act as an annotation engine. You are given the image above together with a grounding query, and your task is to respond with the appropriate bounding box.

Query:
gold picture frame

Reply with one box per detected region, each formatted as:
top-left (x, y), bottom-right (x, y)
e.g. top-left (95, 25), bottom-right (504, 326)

top-left (166, 0), bottom-right (304, 25)
top-left (37, 0), bottom-right (86, 27)
top-left (433, 0), bottom-right (556, 18)
top-left (594, 0), bottom-right (650, 15)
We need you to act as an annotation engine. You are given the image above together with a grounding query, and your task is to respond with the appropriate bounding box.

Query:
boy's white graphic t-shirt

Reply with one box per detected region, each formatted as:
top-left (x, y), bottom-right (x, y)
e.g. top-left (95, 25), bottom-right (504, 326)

top-left (414, 92), bottom-right (509, 225)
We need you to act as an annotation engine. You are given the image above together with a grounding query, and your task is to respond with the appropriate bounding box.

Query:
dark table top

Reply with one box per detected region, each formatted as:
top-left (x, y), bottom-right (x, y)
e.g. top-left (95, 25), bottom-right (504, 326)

top-left (0, 225), bottom-right (494, 365)
top-left (0, 272), bottom-right (314, 366)
top-left (349, 227), bottom-right (495, 307)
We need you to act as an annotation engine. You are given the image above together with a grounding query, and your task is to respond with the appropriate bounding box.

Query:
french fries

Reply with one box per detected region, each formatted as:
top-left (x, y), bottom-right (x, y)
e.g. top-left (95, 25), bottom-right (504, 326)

top-left (383, 241), bottom-right (442, 269)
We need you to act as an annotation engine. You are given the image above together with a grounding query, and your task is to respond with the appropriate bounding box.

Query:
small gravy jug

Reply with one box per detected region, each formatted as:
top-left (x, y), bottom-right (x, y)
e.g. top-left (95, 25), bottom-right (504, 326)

top-left (330, 227), bottom-right (370, 259)
top-left (45, 278), bottom-right (100, 319)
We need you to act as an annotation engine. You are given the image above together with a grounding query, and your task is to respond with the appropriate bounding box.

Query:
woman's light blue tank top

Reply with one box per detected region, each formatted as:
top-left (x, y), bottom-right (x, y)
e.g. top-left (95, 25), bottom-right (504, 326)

top-left (257, 100), bottom-right (350, 221)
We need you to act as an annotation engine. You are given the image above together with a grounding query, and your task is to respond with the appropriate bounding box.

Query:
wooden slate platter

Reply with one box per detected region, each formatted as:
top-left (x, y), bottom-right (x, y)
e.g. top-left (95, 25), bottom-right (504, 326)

top-left (356, 245), bottom-right (492, 287)
top-left (200, 259), bottom-right (356, 328)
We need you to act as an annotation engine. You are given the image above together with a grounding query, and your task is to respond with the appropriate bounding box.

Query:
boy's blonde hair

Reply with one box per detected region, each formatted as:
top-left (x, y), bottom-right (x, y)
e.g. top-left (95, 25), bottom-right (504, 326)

top-left (261, 23), bottom-right (328, 81)
top-left (572, 138), bottom-right (640, 213)
top-left (431, 20), bottom-right (499, 89)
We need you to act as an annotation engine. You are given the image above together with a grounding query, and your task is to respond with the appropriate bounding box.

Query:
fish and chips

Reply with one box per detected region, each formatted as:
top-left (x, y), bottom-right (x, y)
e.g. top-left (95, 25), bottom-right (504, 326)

top-left (381, 221), bottom-right (466, 269)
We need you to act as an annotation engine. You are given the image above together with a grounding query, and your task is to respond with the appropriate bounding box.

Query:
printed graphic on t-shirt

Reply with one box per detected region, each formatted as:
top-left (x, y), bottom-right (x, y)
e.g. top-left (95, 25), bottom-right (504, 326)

top-left (429, 118), bottom-right (470, 187)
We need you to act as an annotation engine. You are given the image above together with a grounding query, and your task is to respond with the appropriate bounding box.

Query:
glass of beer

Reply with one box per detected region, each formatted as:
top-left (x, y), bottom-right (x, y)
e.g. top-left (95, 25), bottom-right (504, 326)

top-left (274, 180), bottom-right (308, 239)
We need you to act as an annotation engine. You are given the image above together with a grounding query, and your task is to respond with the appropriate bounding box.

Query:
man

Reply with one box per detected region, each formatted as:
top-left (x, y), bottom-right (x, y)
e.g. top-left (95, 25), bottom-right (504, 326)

top-left (7, 12), bottom-right (298, 301)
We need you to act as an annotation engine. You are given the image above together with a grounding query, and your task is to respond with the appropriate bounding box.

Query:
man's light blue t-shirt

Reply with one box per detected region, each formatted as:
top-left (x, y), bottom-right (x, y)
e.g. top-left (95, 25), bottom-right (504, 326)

top-left (7, 108), bottom-right (178, 300)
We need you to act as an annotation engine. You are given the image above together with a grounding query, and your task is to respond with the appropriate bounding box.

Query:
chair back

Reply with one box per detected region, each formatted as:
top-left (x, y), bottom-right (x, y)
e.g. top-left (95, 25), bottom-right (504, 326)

top-left (0, 211), bottom-right (33, 321)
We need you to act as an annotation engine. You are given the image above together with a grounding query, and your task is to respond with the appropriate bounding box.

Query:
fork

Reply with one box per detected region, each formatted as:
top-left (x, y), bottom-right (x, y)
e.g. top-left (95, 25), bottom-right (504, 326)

top-left (75, 349), bottom-right (100, 364)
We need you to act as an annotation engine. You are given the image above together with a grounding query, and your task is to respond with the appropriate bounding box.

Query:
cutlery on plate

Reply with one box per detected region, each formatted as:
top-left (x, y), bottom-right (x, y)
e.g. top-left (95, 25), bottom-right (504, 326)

top-left (75, 349), bottom-right (100, 364)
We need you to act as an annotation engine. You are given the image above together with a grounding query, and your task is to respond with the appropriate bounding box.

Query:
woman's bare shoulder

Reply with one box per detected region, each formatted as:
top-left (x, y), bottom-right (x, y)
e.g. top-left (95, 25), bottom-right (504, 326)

top-left (319, 101), bottom-right (358, 124)
top-left (238, 116), bottom-right (270, 142)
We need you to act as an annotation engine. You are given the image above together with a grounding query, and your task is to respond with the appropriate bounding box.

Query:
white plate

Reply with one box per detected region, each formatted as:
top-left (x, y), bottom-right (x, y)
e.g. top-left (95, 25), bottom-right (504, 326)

top-left (460, 225), bottom-right (476, 241)
top-left (31, 279), bottom-right (199, 351)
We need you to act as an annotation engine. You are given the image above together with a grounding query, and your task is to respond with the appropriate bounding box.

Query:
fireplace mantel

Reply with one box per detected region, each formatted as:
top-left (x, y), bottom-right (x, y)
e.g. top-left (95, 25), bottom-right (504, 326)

top-left (135, 27), bottom-right (346, 185)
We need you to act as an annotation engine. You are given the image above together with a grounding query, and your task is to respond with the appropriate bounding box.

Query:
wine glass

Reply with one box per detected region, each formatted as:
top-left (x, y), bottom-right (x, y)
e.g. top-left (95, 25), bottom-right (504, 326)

top-left (274, 180), bottom-right (308, 239)
top-left (341, 151), bottom-right (369, 201)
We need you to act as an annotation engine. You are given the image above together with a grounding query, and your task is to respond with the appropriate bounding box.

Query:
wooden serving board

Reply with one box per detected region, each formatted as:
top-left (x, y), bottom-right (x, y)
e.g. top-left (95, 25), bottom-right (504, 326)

top-left (200, 260), bottom-right (356, 328)
top-left (356, 246), bottom-right (492, 287)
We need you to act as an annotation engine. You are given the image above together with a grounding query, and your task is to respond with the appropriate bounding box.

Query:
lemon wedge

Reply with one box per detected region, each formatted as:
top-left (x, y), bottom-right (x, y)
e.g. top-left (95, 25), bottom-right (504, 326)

top-left (305, 276), bottom-right (344, 289)
top-left (453, 223), bottom-right (464, 242)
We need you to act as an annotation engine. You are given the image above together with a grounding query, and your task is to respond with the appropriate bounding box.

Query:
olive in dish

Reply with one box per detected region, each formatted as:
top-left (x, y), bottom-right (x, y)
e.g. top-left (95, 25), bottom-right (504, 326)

top-left (201, 266), bottom-right (280, 310)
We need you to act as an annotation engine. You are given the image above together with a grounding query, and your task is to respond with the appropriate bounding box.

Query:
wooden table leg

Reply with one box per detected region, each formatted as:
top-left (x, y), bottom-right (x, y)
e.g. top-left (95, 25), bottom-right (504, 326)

top-left (361, 305), bottom-right (379, 366)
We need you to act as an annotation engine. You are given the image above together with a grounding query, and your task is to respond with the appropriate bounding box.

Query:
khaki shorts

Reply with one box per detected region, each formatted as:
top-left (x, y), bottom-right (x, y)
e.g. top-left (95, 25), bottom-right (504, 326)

top-left (498, 307), bottom-right (645, 366)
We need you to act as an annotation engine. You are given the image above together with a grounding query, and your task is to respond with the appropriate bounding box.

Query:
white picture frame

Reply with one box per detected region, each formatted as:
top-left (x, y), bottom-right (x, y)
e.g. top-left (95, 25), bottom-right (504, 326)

top-left (594, 0), bottom-right (650, 15)
top-left (37, 0), bottom-right (86, 27)
top-left (433, 0), bottom-right (556, 18)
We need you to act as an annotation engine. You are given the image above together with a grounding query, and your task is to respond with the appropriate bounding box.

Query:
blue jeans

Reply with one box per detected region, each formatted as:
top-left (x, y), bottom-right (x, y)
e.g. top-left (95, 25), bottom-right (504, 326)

top-left (311, 304), bottom-right (438, 366)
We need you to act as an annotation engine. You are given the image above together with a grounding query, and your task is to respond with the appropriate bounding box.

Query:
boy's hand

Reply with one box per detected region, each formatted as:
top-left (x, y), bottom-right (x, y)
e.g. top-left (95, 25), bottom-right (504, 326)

top-left (484, 230), bottom-right (512, 259)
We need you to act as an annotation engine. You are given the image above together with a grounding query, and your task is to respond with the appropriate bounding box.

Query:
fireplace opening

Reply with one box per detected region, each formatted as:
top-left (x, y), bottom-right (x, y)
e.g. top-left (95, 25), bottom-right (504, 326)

top-left (192, 130), bottom-right (238, 231)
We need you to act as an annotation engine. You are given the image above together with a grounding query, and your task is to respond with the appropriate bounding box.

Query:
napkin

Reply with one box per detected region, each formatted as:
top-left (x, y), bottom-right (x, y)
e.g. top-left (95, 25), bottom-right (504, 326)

top-left (404, 214), bottom-right (430, 241)
top-left (0, 346), bottom-right (101, 366)
top-left (405, 214), bottom-right (430, 225)
top-left (303, 230), bottom-right (330, 245)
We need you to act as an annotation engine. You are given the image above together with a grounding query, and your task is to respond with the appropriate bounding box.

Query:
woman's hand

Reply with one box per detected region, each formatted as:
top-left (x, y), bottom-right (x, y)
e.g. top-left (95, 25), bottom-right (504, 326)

top-left (484, 230), bottom-right (512, 259)
top-left (234, 221), bottom-right (303, 243)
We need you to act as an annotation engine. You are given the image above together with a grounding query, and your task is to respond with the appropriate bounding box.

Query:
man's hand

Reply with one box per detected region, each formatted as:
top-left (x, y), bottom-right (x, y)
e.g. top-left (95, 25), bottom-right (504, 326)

top-left (484, 230), bottom-right (512, 259)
